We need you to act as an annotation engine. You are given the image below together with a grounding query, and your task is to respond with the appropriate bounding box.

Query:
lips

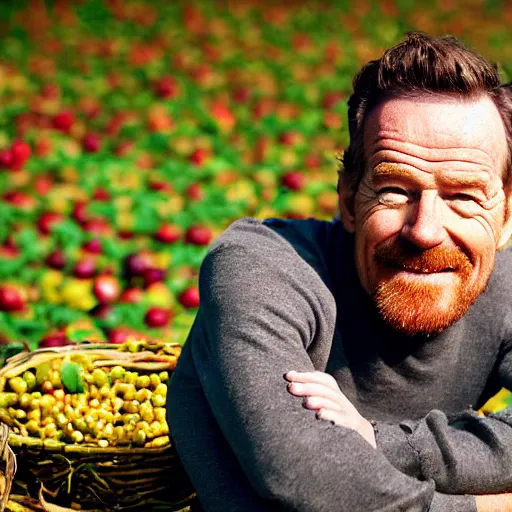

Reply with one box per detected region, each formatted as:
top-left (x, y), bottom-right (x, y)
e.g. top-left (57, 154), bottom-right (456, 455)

top-left (392, 263), bottom-right (456, 273)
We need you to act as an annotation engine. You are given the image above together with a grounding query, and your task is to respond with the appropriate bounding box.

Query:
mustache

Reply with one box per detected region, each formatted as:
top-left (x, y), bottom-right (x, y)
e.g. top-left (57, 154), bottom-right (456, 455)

top-left (374, 240), bottom-right (472, 273)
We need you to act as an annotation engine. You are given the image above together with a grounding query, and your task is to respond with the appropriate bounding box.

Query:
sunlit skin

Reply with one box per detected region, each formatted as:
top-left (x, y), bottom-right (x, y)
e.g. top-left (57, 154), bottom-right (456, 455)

top-left (286, 93), bottom-right (512, 448)
top-left (343, 93), bottom-right (512, 334)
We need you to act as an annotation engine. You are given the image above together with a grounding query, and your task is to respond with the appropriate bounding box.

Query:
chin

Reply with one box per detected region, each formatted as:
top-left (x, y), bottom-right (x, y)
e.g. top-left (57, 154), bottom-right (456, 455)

top-left (373, 274), bottom-right (481, 337)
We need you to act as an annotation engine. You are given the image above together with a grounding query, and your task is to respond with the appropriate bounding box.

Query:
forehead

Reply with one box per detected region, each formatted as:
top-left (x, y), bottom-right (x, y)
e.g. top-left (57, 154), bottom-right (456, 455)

top-left (363, 94), bottom-right (508, 177)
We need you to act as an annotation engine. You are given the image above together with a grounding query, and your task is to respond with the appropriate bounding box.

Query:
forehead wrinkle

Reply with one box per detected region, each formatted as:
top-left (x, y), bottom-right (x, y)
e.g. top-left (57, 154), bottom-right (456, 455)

top-left (368, 132), bottom-right (495, 166)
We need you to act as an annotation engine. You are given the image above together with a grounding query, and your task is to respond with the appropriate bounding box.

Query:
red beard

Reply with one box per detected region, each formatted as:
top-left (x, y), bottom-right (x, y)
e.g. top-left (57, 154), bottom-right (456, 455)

top-left (372, 240), bottom-right (482, 336)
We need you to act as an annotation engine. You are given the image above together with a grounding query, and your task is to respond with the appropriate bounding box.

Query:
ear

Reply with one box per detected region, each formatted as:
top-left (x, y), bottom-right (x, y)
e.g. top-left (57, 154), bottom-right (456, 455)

top-left (497, 188), bottom-right (512, 249)
top-left (338, 180), bottom-right (356, 233)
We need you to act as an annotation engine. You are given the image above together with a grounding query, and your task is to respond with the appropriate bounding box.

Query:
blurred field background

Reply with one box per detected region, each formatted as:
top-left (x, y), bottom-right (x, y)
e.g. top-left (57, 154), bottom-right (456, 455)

top-left (0, 0), bottom-right (511, 410)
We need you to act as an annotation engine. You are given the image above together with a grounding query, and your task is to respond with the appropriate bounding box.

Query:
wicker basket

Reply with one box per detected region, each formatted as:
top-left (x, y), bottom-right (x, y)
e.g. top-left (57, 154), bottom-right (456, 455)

top-left (0, 343), bottom-right (197, 511)
top-left (0, 423), bottom-right (16, 512)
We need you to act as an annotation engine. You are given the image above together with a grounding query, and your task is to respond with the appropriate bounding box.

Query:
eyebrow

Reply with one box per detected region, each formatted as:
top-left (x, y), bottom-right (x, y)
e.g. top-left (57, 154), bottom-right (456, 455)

top-left (372, 163), bottom-right (489, 190)
top-left (438, 171), bottom-right (489, 190)
top-left (372, 164), bottom-right (426, 185)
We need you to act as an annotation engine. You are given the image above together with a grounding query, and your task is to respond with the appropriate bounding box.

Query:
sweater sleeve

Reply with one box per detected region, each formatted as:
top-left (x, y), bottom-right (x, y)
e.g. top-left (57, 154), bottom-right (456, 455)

top-left (376, 409), bottom-right (512, 494)
top-left (376, 332), bottom-right (512, 495)
top-left (172, 220), bottom-right (475, 511)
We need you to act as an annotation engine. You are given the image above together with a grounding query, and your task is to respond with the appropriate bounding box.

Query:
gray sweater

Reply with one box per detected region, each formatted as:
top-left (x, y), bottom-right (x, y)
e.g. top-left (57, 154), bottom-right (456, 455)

top-left (167, 217), bottom-right (512, 512)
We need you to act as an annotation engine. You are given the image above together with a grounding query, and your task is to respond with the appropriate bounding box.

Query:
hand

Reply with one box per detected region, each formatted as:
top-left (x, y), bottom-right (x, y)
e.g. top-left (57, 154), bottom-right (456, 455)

top-left (475, 493), bottom-right (512, 511)
top-left (285, 370), bottom-right (376, 449)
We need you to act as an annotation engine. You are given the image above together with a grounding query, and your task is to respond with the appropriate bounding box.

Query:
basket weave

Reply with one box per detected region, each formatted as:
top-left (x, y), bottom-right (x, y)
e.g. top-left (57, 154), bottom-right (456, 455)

top-left (0, 423), bottom-right (16, 512)
top-left (0, 343), bottom-right (196, 511)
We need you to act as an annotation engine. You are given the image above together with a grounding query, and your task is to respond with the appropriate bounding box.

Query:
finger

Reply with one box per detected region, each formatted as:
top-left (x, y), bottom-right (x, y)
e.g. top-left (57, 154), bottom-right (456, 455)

top-left (316, 409), bottom-right (377, 448)
top-left (315, 408), bottom-right (348, 427)
top-left (303, 396), bottom-right (343, 412)
top-left (287, 382), bottom-right (349, 405)
top-left (285, 371), bottom-right (339, 392)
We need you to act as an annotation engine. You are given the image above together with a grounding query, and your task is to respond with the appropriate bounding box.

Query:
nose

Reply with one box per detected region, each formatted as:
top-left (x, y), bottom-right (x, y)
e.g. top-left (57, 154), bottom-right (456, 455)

top-left (401, 190), bottom-right (447, 249)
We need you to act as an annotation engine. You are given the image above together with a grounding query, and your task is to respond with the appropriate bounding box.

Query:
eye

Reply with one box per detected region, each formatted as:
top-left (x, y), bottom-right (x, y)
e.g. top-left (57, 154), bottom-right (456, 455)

top-left (377, 187), bottom-right (409, 206)
top-left (447, 193), bottom-right (477, 202)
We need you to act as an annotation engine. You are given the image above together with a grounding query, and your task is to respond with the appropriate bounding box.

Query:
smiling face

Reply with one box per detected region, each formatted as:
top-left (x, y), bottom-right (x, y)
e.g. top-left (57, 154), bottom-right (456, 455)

top-left (341, 94), bottom-right (512, 336)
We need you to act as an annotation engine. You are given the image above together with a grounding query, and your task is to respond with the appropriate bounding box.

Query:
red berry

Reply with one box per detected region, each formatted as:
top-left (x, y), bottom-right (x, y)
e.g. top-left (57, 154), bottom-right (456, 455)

top-left (304, 154), bottom-right (322, 168)
top-left (0, 149), bottom-right (13, 168)
top-left (72, 202), bottom-right (89, 224)
top-left (91, 304), bottom-right (112, 320)
top-left (144, 307), bottom-right (171, 328)
top-left (41, 83), bottom-right (60, 99)
top-left (82, 218), bottom-right (110, 235)
top-left (115, 141), bottom-right (134, 156)
top-left (93, 188), bottom-right (110, 201)
top-left (46, 250), bottom-right (66, 269)
top-left (35, 138), bottom-right (52, 157)
top-left (39, 332), bottom-right (70, 348)
top-left (124, 253), bottom-right (152, 278)
top-left (278, 132), bottom-right (298, 146)
top-left (189, 148), bottom-right (210, 166)
top-left (322, 92), bottom-right (343, 109)
top-left (281, 171), bottom-right (306, 191)
top-left (119, 288), bottom-right (143, 304)
top-left (143, 268), bottom-right (166, 287)
top-left (34, 175), bottom-right (53, 195)
top-left (74, 258), bottom-right (97, 279)
top-left (185, 183), bottom-right (204, 201)
top-left (154, 75), bottom-right (179, 99)
top-left (52, 111), bottom-right (75, 133)
top-left (10, 140), bottom-right (32, 170)
top-left (0, 286), bottom-right (24, 312)
top-left (37, 212), bottom-right (64, 235)
top-left (83, 239), bottom-right (102, 254)
top-left (149, 180), bottom-right (173, 192)
top-left (11, 139), bottom-right (32, 161)
top-left (4, 191), bottom-right (33, 208)
top-left (233, 87), bottom-right (250, 104)
top-left (178, 287), bottom-right (200, 309)
top-left (93, 275), bottom-right (121, 304)
top-left (82, 133), bottom-right (101, 153)
top-left (185, 225), bottom-right (212, 246)
top-left (155, 223), bottom-right (181, 244)
top-left (108, 327), bottom-right (137, 344)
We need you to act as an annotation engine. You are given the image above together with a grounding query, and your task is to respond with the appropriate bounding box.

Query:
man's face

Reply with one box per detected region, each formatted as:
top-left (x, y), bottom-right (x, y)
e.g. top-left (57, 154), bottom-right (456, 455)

top-left (349, 94), bottom-right (510, 336)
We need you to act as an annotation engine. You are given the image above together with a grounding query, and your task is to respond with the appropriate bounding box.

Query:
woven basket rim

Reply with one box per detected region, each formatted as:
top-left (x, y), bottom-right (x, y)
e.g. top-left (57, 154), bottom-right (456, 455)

top-left (8, 433), bottom-right (172, 454)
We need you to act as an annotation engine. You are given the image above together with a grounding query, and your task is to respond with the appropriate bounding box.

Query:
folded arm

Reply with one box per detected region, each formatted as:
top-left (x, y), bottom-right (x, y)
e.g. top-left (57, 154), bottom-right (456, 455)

top-left (184, 233), bottom-right (475, 511)
top-left (285, 369), bottom-right (512, 504)
top-left (373, 334), bottom-right (512, 496)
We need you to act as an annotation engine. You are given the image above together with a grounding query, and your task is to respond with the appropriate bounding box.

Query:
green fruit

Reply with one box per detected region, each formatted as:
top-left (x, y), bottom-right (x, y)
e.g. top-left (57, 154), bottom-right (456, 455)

top-left (91, 369), bottom-right (109, 387)
top-left (22, 371), bottom-right (36, 390)
top-left (0, 393), bottom-right (17, 408)
top-left (9, 377), bottom-right (27, 395)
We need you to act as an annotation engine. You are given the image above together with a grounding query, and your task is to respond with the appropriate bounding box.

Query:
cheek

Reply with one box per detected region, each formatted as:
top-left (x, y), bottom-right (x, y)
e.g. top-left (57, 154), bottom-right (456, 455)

top-left (355, 208), bottom-right (407, 291)
top-left (446, 204), bottom-right (503, 260)
top-left (453, 216), bottom-right (499, 274)
top-left (357, 208), bottom-right (406, 251)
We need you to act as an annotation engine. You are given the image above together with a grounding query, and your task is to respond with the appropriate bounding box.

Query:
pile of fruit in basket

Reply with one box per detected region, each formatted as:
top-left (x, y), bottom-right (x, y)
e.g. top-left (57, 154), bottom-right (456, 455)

top-left (0, 341), bottom-right (178, 450)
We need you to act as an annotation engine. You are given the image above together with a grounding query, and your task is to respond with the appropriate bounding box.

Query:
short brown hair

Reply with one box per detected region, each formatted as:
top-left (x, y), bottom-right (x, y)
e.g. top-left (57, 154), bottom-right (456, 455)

top-left (339, 32), bottom-right (512, 194)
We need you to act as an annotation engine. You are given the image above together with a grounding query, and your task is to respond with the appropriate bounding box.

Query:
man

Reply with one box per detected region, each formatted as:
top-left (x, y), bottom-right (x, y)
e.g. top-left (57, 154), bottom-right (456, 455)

top-left (167, 33), bottom-right (512, 511)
